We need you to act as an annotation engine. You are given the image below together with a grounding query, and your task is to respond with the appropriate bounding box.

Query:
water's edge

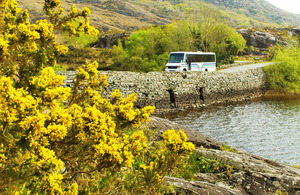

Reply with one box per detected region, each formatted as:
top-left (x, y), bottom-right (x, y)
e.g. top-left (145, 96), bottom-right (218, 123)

top-left (148, 116), bottom-right (300, 194)
top-left (160, 97), bottom-right (300, 165)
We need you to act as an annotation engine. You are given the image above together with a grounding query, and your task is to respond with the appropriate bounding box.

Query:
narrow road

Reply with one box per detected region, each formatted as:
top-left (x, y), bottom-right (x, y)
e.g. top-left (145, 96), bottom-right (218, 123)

top-left (218, 62), bottom-right (274, 73)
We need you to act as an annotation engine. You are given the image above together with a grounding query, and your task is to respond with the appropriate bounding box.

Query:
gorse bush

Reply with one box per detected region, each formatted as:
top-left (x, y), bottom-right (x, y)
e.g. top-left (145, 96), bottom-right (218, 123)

top-left (265, 46), bottom-right (300, 94)
top-left (0, 0), bottom-right (195, 194)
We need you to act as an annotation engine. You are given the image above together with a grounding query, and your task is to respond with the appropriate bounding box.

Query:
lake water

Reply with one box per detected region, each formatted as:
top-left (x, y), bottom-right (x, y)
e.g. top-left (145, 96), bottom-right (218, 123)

top-left (163, 98), bottom-right (300, 165)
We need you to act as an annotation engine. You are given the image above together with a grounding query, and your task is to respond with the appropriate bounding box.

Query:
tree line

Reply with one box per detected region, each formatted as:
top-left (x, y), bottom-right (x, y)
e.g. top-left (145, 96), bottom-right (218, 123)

top-left (110, 19), bottom-right (246, 72)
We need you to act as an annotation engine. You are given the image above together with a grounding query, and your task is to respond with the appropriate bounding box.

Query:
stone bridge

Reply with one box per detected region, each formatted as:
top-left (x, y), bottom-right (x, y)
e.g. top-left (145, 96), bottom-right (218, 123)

top-left (57, 65), bottom-right (268, 113)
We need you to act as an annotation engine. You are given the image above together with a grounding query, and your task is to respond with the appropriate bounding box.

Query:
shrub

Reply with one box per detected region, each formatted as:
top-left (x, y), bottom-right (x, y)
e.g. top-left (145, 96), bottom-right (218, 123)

top-left (264, 47), bottom-right (300, 93)
top-left (0, 0), bottom-right (195, 194)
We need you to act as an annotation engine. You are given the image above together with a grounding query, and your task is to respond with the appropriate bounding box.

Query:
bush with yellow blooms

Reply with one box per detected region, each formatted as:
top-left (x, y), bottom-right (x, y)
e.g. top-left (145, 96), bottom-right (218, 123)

top-left (0, 0), bottom-right (195, 194)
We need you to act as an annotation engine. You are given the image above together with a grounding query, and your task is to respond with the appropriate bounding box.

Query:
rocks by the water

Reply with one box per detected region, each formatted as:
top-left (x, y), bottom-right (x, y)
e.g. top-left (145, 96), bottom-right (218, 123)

top-left (148, 116), bottom-right (300, 195)
top-left (166, 176), bottom-right (246, 195)
top-left (148, 116), bottom-right (222, 149)
top-left (198, 149), bottom-right (300, 195)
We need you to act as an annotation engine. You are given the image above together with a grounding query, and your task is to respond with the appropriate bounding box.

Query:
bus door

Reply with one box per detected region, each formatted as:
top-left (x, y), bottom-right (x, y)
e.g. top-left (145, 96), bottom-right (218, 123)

top-left (186, 55), bottom-right (192, 70)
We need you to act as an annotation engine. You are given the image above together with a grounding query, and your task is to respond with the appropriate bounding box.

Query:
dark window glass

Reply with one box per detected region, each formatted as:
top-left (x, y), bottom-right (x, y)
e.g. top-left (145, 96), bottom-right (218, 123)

top-left (169, 53), bottom-right (184, 63)
top-left (186, 54), bottom-right (215, 62)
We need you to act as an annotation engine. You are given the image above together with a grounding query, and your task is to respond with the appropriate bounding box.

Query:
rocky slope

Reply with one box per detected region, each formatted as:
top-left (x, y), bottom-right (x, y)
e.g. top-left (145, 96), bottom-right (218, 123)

top-left (236, 28), bottom-right (300, 58)
top-left (203, 0), bottom-right (300, 26)
top-left (148, 116), bottom-right (300, 194)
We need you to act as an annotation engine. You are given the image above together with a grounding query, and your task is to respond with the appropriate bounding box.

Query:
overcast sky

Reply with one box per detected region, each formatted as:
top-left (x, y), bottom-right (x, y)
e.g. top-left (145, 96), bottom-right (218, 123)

top-left (264, 0), bottom-right (300, 14)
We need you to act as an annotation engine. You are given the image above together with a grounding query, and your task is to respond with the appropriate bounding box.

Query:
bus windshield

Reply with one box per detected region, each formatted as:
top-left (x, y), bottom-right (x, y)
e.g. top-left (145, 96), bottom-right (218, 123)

top-left (169, 53), bottom-right (184, 63)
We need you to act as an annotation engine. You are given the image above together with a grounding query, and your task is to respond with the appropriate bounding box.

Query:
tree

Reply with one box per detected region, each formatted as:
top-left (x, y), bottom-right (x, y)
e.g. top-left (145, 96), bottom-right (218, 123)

top-left (112, 27), bottom-right (170, 72)
top-left (189, 19), bottom-right (246, 64)
top-left (0, 0), bottom-right (195, 194)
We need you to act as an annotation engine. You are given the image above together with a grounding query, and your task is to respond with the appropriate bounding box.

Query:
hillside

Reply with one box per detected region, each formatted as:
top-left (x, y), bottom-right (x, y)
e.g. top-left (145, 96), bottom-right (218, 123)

top-left (16, 0), bottom-right (300, 32)
top-left (16, 0), bottom-right (172, 32)
top-left (202, 0), bottom-right (300, 27)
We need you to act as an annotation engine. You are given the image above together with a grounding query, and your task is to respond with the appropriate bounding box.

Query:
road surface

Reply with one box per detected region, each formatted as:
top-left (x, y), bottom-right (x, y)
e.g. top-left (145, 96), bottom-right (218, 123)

top-left (218, 62), bottom-right (274, 73)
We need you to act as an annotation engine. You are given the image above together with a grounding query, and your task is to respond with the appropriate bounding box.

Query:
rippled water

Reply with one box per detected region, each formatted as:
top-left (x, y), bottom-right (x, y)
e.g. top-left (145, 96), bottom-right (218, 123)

top-left (164, 99), bottom-right (300, 165)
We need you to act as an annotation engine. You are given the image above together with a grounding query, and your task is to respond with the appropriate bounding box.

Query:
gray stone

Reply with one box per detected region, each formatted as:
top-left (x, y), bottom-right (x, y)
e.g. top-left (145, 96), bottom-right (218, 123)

top-left (57, 68), bottom-right (267, 114)
top-left (148, 116), bottom-right (300, 195)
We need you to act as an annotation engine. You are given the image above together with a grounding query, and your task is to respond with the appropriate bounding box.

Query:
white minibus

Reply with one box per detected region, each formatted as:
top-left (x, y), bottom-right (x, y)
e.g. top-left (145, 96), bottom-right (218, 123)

top-left (165, 51), bottom-right (216, 72)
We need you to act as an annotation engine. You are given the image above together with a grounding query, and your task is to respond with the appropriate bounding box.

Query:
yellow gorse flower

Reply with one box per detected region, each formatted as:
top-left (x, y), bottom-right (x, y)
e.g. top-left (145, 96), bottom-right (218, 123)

top-left (162, 129), bottom-right (195, 153)
top-left (0, 37), bottom-right (9, 59)
top-left (0, 0), bottom-right (195, 194)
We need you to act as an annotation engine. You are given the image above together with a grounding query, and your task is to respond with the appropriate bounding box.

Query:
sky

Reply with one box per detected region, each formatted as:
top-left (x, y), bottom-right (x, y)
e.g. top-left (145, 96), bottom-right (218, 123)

top-left (264, 0), bottom-right (300, 14)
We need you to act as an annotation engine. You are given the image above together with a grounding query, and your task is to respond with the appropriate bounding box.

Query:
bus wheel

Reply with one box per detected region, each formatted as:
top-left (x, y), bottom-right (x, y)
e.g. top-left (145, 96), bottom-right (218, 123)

top-left (183, 69), bottom-right (187, 71)
top-left (205, 69), bottom-right (208, 72)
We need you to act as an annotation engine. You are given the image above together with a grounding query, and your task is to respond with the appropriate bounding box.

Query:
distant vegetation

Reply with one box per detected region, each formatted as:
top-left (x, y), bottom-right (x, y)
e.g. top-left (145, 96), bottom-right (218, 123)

top-left (58, 17), bottom-right (246, 72)
top-left (109, 20), bottom-right (246, 72)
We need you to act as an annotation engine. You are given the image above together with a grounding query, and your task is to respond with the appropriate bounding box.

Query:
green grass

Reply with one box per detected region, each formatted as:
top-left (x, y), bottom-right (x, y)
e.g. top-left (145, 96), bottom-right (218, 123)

top-left (170, 151), bottom-right (235, 180)
top-left (220, 144), bottom-right (238, 153)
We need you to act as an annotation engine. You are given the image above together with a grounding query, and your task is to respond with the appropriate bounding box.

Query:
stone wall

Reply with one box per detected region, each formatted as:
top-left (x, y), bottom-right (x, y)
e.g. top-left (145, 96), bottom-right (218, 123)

top-left (56, 68), bottom-right (267, 113)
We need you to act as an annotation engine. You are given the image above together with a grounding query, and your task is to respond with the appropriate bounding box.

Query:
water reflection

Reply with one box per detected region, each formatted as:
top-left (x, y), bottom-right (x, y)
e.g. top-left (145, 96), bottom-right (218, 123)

top-left (163, 99), bottom-right (300, 165)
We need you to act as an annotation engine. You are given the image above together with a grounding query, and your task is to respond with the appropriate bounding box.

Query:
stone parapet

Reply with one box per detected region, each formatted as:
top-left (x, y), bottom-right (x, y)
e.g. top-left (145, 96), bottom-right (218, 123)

top-left (56, 68), bottom-right (267, 113)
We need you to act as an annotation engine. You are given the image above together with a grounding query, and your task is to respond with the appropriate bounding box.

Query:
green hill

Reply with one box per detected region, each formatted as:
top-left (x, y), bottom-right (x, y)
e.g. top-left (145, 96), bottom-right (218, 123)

top-left (16, 0), bottom-right (300, 32)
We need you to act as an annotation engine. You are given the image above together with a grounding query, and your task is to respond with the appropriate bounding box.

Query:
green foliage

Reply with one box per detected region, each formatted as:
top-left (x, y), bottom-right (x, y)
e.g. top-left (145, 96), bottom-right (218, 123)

top-left (276, 190), bottom-right (289, 195)
top-left (53, 64), bottom-right (68, 71)
top-left (220, 144), bottom-right (237, 153)
top-left (64, 33), bottom-right (99, 49)
top-left (171, 151), bottom-right (235, 180)
top-left (265, 47), bottom-right (300, 94)
top-left (111, 26), bottom-right (176, 72)
top-left (111, 20), bottom-right (246, 72)
top-left (293, 165), bottom-right (300, 169)
top-left (189, 19), bottom-right (246, 64)
top-left (265, 44), bottom-right (281, 61)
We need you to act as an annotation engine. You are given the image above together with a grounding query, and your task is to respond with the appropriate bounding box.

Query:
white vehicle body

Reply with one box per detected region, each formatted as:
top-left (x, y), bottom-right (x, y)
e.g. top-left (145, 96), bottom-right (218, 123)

top-left (165, 51), bottom-right (216, 72)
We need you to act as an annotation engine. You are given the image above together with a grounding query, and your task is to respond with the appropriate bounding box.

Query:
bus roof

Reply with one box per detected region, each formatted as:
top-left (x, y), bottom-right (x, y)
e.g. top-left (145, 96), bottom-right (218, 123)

top-left (170, 51), bottom-right (215, 55)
